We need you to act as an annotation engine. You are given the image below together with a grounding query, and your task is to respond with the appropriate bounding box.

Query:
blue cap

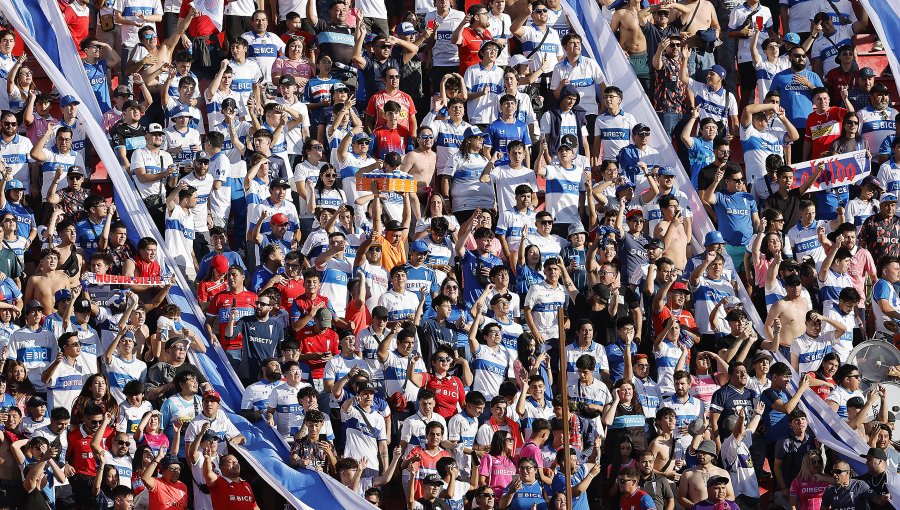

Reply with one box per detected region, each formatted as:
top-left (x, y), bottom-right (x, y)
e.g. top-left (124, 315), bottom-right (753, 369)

top-left (352, 132), bottom-right (371, 143)
top-left (615, 183), bottom-right (635, 193)
top-left (54, 289), bottom-right (73, 302)
top-left (5, 179), bottom-right (24, 190)
top-left (463, 126), bottom-right (485, 138)
top-left (881, 193), bottom-right (898, 203)
top-left (397, 22), bottom-right (418, 36)
top-left (171, 104), bottom-right (192, 118)
top-left (60, 95), bottom-right (80, 107)
top-left (784, 33), bottom-right (801, 45)
top-left (560, 84), bottom-right (579, 98)
top-left (409, 240), bottom-right (430, 253)
top-left (658, 166), bottom-right (676, 177)
top-left (704, 231), bottom-right (726, 246)
top-left (710, 65), bottom-right (727, 79)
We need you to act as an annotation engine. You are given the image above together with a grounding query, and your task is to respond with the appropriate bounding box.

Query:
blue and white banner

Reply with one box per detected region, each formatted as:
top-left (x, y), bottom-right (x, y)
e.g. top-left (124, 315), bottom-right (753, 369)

top-left (192, 0), bottom-right (224, 32)
top-left (791, 150), bottom-right (870, 192)
top-left (858, 0), bottom-right (900, 96)
top-left (562, 0), bottom-right (900, 494)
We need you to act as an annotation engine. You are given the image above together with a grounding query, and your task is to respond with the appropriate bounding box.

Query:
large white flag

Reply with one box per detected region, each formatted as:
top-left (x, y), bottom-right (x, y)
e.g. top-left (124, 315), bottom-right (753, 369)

top-left (192, 0), bottom-right (224, 32)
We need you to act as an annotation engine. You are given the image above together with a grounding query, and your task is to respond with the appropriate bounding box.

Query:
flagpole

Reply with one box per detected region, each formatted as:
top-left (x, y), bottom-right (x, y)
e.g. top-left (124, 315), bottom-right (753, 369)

top-left (558, 306), bottom-right (572, 509)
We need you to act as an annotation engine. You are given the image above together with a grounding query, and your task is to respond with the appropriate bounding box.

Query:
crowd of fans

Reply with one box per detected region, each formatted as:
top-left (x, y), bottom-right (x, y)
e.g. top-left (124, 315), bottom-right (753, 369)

top-left (0, 0), bottom-right (894, 509)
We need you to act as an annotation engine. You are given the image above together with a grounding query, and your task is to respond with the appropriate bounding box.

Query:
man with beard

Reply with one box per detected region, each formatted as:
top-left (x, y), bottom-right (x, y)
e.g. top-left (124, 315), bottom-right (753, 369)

top-left (227, 289), bottom-right (284, 385)
top-left (204, 452), bottom-right (257, 510)
top-left (637, 450), bottom-right (676, 510)
top-left (240, 358), bottom-right (284, 420)
top-left (769, 48), bottom-right (824, 162)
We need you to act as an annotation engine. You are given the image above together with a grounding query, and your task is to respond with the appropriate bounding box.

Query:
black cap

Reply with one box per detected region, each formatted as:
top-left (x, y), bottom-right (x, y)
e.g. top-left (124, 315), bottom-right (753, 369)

top-left (122, 99), bottom-right (142, 111)
top-left (871, 83), bottom-right (890, 94)
top-left (384, 220), bottom-right (406, 231)
top-left (24, 300), bottom-right (43, 312)
top-left (270, 177), bottom-right (291, 189)
top-left (632, 123), bottom-right (651, 134)
top-left (847, 396), bottom-right (865, 409)
top-left (706, 475), bottom-right (729, 486)
top-left (422, 473), bottom-right (444, 486)
top-left (73, 299), bottom-right (92, 313)
top-left (279, 75), bottom-right (297, 86)
top-left (593, 283), bottom-right (611, 303)
top-left (863, 447), bottom-right (888, 461)
top-left (645, 238), bottom-right (665, 250)
top-left (27, 396), bottom-right (46, 407)
top-left (371, 306), bottom-right (389, 319)
top-left (165, 335), bottom-right (190, 350)
top-left (356, 382), bottom-right (376, 394)
top-left (784, 273), bottom-right (802, 287)
top-left (489, 293), bottom-right (513, 306)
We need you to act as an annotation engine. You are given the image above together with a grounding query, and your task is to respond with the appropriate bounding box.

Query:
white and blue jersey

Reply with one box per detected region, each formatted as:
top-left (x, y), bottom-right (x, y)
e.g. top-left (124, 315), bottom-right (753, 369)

top-left (823, 302), bottom-right (856, 362)
top-left (496, 208), bottom-right (537, 252)
top-left (447, 410), bottom-right (478, 478)
top-left (241, 31), bottom-right (285, 83)
top-left (484, 317), bottom-right (525, 355)
top-left (692, 276), bottom-right (736, 335)
top-left (404, 264), bottom-right (440, 312)
top-left (84, 59), bottom-right (112, 112)
top-left (564, 341), bottom-right (609, 382)
top-left (790, 333), bottom-right (833, 373)
top-left (209, 151), bottom-right (243, 221)
top-left (653, 339), bottom-right (683, 396)
top-left (450, 152), bottom-right (494, 213)
top-left (593, 110), bottom-right (636, 161)
top-left (740, 123), bottom-right (789, 184)
top-left (37, 147), bottom-right (77, 198)
top-left (431, 119), bottom-right (472, 177)
top-left (240, 379), bottom-right (283, 412)
top-left (228, 59), bottom-right (264, 105)
top-left (376, 290), bottom-right (419, 322)
top-left (163, 125), bottom-right (202, 164)
top-left (819, 269), bottom-right (852, 311)
top-left (518, 24), bottom-right (562, 73)
top-left (662, 394), bottom-right (705, 449)
top-left (872, 278), bottom-right (900, 335)
top-left (47, 356), bottom-right (93, 411)
top-left (115, 0), bottom-right (162, 46)
top-left (539, 109), bottom-right (587, 153)
top-left (464, 63), bottom-right (504, 125)
top-left (859, 106), bottom-right (898, 157)
top-left (826, 385), bottom-right (863, 419)
top-left (0, 134), bottom-right (32, 189)
top-left (130, 147), bottom-right (173, 200)
top-left (424, 9), bottom-right (465, 67)
top-left (544, 164), bottom-right (585, 226)
top-left (106, 355), bottom-right (148, 403)
top-left (266, 382), bottom-right (310, 438)
top-left (519, 395), bottom-right (554, 437)
top-left (688, 80), bottom-right (738, 132)
top-left (471, 344), bottom-right (514, 400)
top-left (4, 202), bottom-right (35, 241)
top-left (317, 257), bottom-right (352, 317)
top-left (523, 281), bottom-right (567, 341)
top-left (550, 56), bottom-right (606, 114)
top-left (810, 25), bottom-right (854, 75)
top-left (159, 71), bottom-right (201, 103)
top-left (164, 205), bottom-right (195, 272)
top-left (7, 327), bottom-right (55, 391)
top-left (877, 159), bottom-right (900, 194)
top-left (787, 220), bottom-right (827, 265)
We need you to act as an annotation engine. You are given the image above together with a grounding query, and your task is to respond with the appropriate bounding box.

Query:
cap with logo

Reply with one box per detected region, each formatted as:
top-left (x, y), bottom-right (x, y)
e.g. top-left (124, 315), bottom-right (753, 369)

top-left (704, 231), bottom-right (726, 246)
top-left (270, 177), bottom-right (291, 189)
top-left (60, 95), bottom-right (80, 107)
top-left (410, 240), bottom-right (431, 253)
top-left (148, 123), bottom-right (165, 134)
top-left (397, 22), bottom-right (418, 36)
top-left (352, 132), bottom-right (371, 144)
top-left (559, 134), bottom-right (578, 150)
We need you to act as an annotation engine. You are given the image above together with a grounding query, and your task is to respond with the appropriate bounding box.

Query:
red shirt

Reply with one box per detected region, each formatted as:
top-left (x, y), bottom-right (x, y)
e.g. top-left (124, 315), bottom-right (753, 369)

top-left (275, 277), bottom-right (305, 311)
top-left (180, 0), bottom-right (220, 38)
top-left (280, 30), bottom-right (315, 47)
top-left (371, 125), bottom-right (413, 158)
top-left (809, 371), bottom-right (835, 400)
top-left (406, 446), bottom-right (451, 499)
top-left (825, 67), bottom-right (857, 100)
top-left (297, 326), bottom-right (339, 379)
top-left (207, 290), bottom-right (258, 350)
top-left (66, 426), bottom-right (113, 476)
top-left (805, 106), bottom-right (848, 159)
top-left (198, 279), bottom-right (228, 305)
top-left (365, 90), bottom-right (417, 132)
top-left (209, 476), bottom-right (256, 510)
top-left (148, 478), bottom-right (189, 510)
top-left (458, 27), bottom-right (493, 73)
top-left (421, 373), bottom-right (466, 420)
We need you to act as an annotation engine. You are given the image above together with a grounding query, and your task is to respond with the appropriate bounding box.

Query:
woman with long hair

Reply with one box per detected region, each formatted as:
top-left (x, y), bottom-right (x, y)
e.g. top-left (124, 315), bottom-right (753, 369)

top-left (437, 277), bottom-right (472, 327)
top-left (789, 449), bottom-right (830, 510)
top-left (5, 361), bottom-right (34, 412)
top-left (131, 444), bottom-right (156, 495)
top-left (515, 243), bottom-right (545, 296)
top-left (308, 164), bottom-right (346, 216)
top-left (513, 331), bottom-right (552, 391)
top-left (605, 436), bottom-right (637, 495)
top-left (414, 193), bottom-right (460, 240)
top-left (829, 111), bottom-right (869, 156)
top-left (50, 220), bottom-right (84, 279)
top-left (71, 374), bottom-right (119, 428)
top-left (602, 379), bottom-right (647, 457)
top-left (464, 209), bottom-right (501, 258)
top-left (271, 36), bottom-right (315, 85)
top-left (478, 429), bottom-right (517, 498)
top-left (7, 58), bottom-right (36, 114)
top-left (93, 462), bottom-right (120, 506)
top-left (808, 352), bottom-right (839, 400)
top-left (447, 128), bottom-right (494, 224)
top-left (408, 347), bottom-right (472, 420)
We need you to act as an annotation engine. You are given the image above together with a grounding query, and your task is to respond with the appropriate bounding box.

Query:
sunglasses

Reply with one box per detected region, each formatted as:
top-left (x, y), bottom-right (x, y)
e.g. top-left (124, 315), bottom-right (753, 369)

top-left (539, 220), bottom-right (553, 225)
top-left (832, 469), bottom-right (849, 474)
top-left (420, 134), bottom-right (434, 139)
top-left (310, 145), bottom-right (324, 150)
top-left (435, 357), bottom-right (452, 362)
top-left (257, 302), bottom-right (273, 307)
top-left (533, 8), bottom-right (548, 13)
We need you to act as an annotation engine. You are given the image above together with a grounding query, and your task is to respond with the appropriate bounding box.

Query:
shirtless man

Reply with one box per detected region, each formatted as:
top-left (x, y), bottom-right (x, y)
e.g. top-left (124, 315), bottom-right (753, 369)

top-left (610, 0), bottom-right (651, 90)
top-left (24, 249), bottom-right (76, 314)
top-left (649, 407), bottom-right (683, 482)
top-left (678, 439), bottom-right (734, 509)
top-left (762, 273), bottom-right (811, 358)
top-left (676, 0), bottom-right (720, 81)
top-left (654, 195), bottom-right (689, 270)
top-left (0, 410), bottom-right (22, 507)
top-left (400, 125), bottom-right (436, 216)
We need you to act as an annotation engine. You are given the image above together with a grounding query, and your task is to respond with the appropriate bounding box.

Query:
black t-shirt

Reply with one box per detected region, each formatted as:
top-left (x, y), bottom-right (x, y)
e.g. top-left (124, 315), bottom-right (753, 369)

top-left (766, 188), bottom-right (803, 233)
top-left (109, 121), bottom-right (147, 163)
top-left (313, 20), bottom-right (355, 67)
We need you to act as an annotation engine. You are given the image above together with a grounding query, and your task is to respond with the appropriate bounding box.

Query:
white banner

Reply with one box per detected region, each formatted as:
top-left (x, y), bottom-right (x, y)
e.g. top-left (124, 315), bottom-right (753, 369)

top-left (192, 0), bottom-right (224, 32)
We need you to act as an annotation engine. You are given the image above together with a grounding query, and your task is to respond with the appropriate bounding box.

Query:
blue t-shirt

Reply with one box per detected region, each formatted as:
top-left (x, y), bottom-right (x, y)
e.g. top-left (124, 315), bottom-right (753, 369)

top-left (688, 137), bottom-right (715, 188)
top-left (486, 119), bottom-right (532, 166)
top-left (84, 59), bottom-right (111, 112)
top-left (713, 191), bottom-right (757, 245)
top-left (760, 387), bottom-right (792, 444)
top-left (551, 465), bottom-right (589, 510)
top-left (605, 338), bottom-right (638, 383)
top-left (504, 480), bottom-right (548, 510)
top-left (460, 249), bottom-right (502, 306)
top-left (769, 68), bottom-right (824, 128)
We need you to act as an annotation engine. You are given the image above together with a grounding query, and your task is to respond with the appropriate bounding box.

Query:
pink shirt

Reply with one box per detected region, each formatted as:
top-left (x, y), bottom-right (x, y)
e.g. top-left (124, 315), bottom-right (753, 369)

top-left (789, 478), bottom-right (830, 510)
top-left (518, 442), bottom-right (544, 467)
top-left (847, 246), bottom-right (875, 308)
top-left (140, 431), bottom-right (170, 456)
top-left (478, 454), bottom-right (516, 497)
top-left (271, 57), bottom-right (314, 81)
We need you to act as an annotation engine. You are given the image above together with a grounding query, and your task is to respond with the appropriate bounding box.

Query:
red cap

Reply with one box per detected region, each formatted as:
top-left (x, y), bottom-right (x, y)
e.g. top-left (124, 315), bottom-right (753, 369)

top-left (670, 282), bottom-right (690, 293)
top-left (634, 354), bottom-right (649, 361)
top-left (202, 389), bottom-right (221, 402)
top-left (626, 209), bottom-right (643, 219)
top-left (271, 213), bottom-right (289, 226)
top-left (211, 255), bottom-right (229, 274)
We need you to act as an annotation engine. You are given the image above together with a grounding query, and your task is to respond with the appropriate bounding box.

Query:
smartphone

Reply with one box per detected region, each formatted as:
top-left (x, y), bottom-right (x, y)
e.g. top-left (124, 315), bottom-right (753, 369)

top-left (755, 16), bottom-right (763, 31)
top-left (427, 19), bottom-right (436, 30)
top-left (510, 474), bottom-right (520, 485)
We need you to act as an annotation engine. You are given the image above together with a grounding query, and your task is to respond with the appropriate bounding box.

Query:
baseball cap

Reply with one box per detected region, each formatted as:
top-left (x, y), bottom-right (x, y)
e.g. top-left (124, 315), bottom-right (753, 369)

top-left (159, 455), bottom-right (181, 469)
top-left (560, 84), bottom-right (579, 99)
top-left (657, 166), bottom-right (676, 177)
top-left (463, 126), bottom-right (485, 139)
top-left (559, 134), bottom-right (578, 150)
top-left (148, 123), bottom-right (165, 134)
top-left (54, 289), bottom-right (73, 302)
top-left (396, 22), bottom-right (418, 36)
top-left (221, 98), bottom-right (238, 110)
top-left (858, 67), bottom-right (876, 77)
top-left (626, 209), bottom-right (643, 220)
top-left (508, 54), bottom-right (529, 68)
top-left (114, 85), bottom-right (133, 97)
top-left (270, 177), bottom-right (291, 189)
top-left (862, 175), bottom-right (884, 190)
top-left (194, 151), bottom-right (210, 162)
top-left (784, 273), bottom-right (803, 287)
top-left (73, 299), bottom-right (92, 313)
top-left (165, 336), bottom-right (190, 350)
top-left (60, 95), bottom-right (80, 107)
top-left (271, 213), bottom-right (289, 226)
top-left (122, 99), bottom-right (143, 111)
top-left (316, 308), bottom-right (333, 328)
top-left (371, 306), bottom-right (389, 319)
top-left (881, 192), bottom-right (897, 203)
top-left (5, 179), bottom-right (24, 190)
top-left (632, 123), bottom-right (651, 135)
top-left (616, 184), bottom-right (636, 194)
top-left (200, 430), bottom-right (219, 443)
top-left (356, 381), bottom-right (376, 394)
top-left (871, 83), bottom-right (890, 95)
top-left (384, 219), bottom-right (406, 231)
top-left (489, 293), bottom-right (513, 306)
top-left (210, 255), bottom-right (229, 274)
top-left (24, 300), bottom-right (43, 312)
top-left (847, 396), bottom-right (865, 409)
top-left (645, 238), bottom-right (665, 250)
top-left (423, 474), bottom-right (443, 486)
top-left (279, 75), bottom-right (297, 86)
top-left (784, 33), bottom-right (801, 45)
top-left (670, 282), bottom-right (690, 293)
top-left (332, 82), bottom-right (349, 93)
top-left (753, 351), bottom-right (773, 364)
top-left (704, 231), bottom-right (726, 246)
top-left (410, 240), bottom-right (430, 253)
top-left (202, 389), bottom-right (221, 402)
top-left (26, 396), bottom-right (46, 408)
top-left (863, 447), bottom-right (888, 460)
top-left (707, 475), bottom-right (729, 486)
top-left (352, 132), bottom-right (371, 144)
top-left (68, 166), bottom-right (85, 176)
top-left (593, 283), bottom-right (611, 303)
top-left (171, 105), bottom-right (192, 118)
top-left (710, 65), bottom-right (727, 79)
